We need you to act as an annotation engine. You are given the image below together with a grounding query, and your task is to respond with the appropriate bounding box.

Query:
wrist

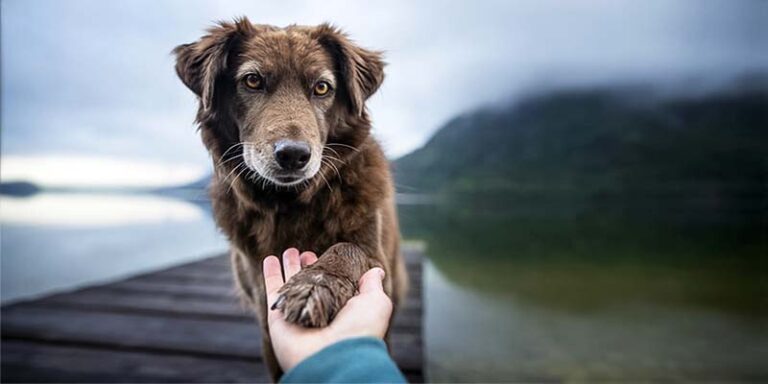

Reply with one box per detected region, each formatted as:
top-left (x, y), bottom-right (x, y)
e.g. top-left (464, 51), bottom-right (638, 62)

top-left (282, 333), bottom-right (334, 371)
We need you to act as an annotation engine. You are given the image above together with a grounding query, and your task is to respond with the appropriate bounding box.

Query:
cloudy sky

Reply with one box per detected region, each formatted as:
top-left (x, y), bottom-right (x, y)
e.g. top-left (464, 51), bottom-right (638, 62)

top-left (1, 0), bottom-right (766, 186)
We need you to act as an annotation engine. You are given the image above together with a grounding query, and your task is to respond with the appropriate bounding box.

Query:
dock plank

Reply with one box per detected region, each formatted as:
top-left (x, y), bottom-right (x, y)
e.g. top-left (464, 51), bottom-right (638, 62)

top-left (1, 340), bottom-right (266, 383)
top-left (1, 247), bottom-right (424, 382)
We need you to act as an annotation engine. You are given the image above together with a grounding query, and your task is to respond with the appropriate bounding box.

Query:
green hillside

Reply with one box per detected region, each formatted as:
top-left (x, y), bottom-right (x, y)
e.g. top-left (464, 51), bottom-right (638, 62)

top-left (393, 83), bottom-right (767, 202)
top-left (394, 81), bottom-right (767, 307)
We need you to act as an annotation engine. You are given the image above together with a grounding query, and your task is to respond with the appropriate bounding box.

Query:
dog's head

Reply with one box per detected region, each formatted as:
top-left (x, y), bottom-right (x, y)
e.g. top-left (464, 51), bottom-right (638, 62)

top-left (174, 18), bottom-right (384, 187)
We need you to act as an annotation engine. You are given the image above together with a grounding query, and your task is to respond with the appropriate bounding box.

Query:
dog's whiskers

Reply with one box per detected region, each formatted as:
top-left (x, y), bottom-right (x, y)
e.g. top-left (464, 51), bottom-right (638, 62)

top-left (227, 162), bottom-right (252, 194)
top-left (223, 160), bottom-right (252, 194)
top-left (316, 169), bottom-right (333, 193)
top-left (215, 142), bottom-right (264, 194)
top-left (217, 142), bottom-right (258, 166)
top-left (324, 146), bottom-right (343, 159)
top-left (321, 158), bottom-right (342, 180)
top-left (326, 142), bottom-right (360, 153)
top-left (322, 146), bottom-right (347, 180)
top-left (218, 143), bottom-right (246, 164)
top-left (324, 152), bottom-right (345, 165)
top-left (220, 161), bottom-right (244, 184)
top-left (217, 142), bottom-right (353, 194)
top-left (217, 154), bottom-right (244, 169)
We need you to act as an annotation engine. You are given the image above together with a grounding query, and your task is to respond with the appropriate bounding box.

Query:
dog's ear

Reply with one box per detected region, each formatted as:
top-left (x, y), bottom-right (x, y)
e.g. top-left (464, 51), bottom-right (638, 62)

top-left (314, 24), bottom-right (385, 117)
top-left (173, 17), bottom-right (255, 113)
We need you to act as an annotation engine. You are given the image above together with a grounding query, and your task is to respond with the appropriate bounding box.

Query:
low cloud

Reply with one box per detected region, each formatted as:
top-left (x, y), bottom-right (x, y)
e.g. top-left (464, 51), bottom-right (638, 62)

top-left (2, 0), bottom-right (765, 165)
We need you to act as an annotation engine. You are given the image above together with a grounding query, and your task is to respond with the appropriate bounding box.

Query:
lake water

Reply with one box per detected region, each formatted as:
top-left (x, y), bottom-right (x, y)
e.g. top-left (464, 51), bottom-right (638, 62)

top-left (400, 194), bottom-right (767, 381)
top-left (1, 193), bottom-right (228, 303)
top-left (2, 192), bottom-right (765, 381)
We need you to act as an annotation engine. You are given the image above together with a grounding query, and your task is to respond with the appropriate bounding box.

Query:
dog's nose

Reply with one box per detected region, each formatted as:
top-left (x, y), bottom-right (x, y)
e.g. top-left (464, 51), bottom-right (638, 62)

top-left (274, 140), bottom-right (311, 171)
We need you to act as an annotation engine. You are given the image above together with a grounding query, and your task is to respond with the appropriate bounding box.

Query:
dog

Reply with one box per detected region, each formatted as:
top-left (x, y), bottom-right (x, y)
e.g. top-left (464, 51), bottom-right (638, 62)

top-left (173, 18), bottom-right (407, 380)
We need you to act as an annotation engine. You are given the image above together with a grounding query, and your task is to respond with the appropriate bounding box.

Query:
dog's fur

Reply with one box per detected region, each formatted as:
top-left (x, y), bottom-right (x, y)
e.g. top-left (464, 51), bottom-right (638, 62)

top-left (173, 18), bottom-right (407, 380)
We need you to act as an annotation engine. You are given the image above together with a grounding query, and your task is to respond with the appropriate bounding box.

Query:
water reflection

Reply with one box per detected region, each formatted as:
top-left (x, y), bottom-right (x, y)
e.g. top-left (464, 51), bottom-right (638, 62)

top-left (425, 260), bottom-right (766, 381)
top-left (1, 193), bottom-right (203, 226)
top-left (401, 194), bottom-right (767, 381)
top-left (0, 193), bottom-right (227, 303)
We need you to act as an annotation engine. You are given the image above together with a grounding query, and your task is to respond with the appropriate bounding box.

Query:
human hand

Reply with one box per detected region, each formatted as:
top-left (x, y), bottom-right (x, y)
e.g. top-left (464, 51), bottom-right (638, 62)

top-left (263, 248), bottom-right (394, 372)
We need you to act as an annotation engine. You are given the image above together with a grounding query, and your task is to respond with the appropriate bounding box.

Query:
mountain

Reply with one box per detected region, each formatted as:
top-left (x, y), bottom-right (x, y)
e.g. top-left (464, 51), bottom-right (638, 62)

top-left (153, 173), bottom-right (211, 194)
top-left (393, 82), bottom-right (768, 200)
top-left (0, 181), bottom-right (41, 196)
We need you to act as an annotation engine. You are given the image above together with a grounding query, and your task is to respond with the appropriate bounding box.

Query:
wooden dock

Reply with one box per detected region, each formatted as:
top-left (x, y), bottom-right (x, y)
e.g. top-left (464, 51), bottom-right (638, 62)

top-left (1, 248), bottom-right (424, 382)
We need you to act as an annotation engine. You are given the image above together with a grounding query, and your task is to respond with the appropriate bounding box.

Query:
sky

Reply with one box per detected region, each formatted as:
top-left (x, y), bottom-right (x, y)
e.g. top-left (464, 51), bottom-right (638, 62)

top-left (1, 0), bottom-right (766, 187)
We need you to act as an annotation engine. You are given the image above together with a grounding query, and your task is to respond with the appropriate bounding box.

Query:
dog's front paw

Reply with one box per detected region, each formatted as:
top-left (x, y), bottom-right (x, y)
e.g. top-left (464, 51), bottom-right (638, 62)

top-left (272, 268), bottom-right (356, 327)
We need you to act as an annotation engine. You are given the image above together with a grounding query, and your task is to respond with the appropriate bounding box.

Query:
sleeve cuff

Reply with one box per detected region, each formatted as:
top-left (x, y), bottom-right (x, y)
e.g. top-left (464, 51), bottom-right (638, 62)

top-left (281, 336), bottom-right (407, 384)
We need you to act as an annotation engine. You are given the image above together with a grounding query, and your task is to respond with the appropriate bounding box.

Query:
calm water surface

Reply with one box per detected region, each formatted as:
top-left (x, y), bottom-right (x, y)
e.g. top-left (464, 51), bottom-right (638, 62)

top-left (400, 194), bottom-right (766, 381)
top-left (1, 193), bottom-right (227, 303)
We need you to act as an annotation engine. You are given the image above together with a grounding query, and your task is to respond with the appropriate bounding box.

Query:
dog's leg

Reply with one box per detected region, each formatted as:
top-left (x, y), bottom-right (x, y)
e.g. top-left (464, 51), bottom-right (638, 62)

top-left (272, 242), bottom-right (384, 328)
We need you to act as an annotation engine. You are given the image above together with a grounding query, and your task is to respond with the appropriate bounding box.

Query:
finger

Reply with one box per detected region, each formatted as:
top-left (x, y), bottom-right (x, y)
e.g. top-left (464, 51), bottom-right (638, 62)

top-left (282, 248), bottom-right (301, 280)
top-left (300, 251), bottom-right (318, 267)
top-left (263, 256), bottom-right (284, 307)
top-left (358, 267), bottom-right (386, 294)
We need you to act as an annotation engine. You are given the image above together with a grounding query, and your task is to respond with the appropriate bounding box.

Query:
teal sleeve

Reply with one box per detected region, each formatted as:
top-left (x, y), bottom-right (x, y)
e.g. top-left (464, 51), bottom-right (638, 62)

top-left (280, 337), bottom-right (407, 384)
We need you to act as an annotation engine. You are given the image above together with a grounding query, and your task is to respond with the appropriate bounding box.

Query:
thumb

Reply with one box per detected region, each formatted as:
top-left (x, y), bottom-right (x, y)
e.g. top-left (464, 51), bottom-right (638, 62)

top-left (358, 267), bottom-right (385, 294)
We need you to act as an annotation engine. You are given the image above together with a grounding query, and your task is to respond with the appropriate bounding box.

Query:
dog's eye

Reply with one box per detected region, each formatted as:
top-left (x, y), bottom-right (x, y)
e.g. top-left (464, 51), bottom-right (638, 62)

top-left (313, 81), bottom-right (332, 97)
top-left (243, 73), bottom-right (264, 90)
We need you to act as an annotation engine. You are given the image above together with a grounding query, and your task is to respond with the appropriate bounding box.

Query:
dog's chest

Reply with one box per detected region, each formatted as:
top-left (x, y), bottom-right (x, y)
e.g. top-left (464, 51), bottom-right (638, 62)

top-left (247, 200), bottom-right (340, 257)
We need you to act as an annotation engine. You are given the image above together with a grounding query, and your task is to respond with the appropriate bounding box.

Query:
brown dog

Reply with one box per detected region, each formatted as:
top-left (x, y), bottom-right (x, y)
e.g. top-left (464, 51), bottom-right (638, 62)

top-left (173, 18), bottom-right (407, 380)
